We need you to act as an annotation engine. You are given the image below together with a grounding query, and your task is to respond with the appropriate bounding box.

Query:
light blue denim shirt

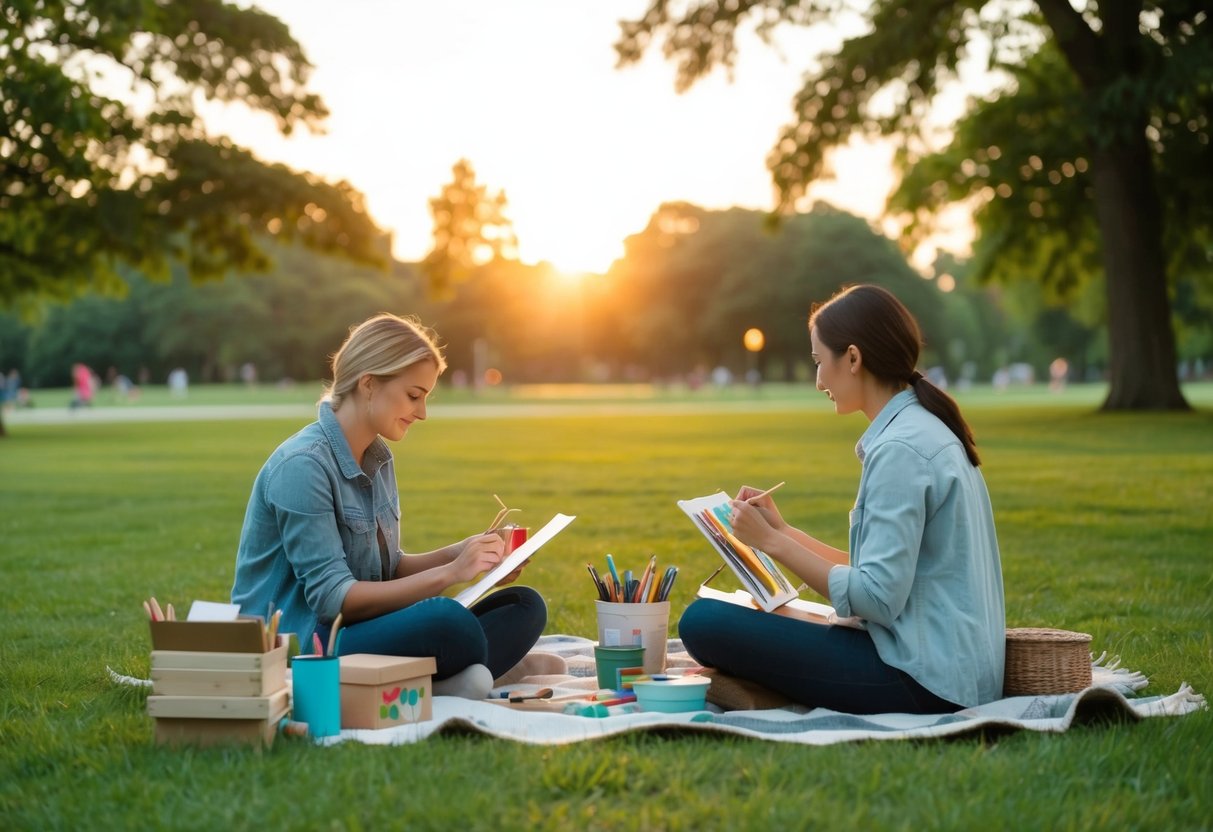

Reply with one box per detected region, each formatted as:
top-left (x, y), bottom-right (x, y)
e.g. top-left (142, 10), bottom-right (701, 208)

top-left (826, 389), bottom-right (1005, 707)
top-left (231, 401), bottom-right (401, 644)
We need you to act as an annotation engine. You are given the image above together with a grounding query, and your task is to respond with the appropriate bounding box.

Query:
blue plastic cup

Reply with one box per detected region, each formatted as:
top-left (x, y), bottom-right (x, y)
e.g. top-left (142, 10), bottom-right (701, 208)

top-left (291, 655), bottom-right (341, 738)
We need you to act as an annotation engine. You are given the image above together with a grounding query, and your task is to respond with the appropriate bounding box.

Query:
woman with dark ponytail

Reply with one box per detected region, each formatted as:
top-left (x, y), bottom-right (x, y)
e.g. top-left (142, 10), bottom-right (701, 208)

top-left (679, 285), bottom-right (1005, 713)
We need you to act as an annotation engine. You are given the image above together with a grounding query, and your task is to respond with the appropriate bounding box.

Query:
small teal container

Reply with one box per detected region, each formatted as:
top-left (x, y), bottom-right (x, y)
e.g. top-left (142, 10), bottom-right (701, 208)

top-left (633, 676), bottom-right (712, 713)
top-left (291, 655), bottom-right (341, 737)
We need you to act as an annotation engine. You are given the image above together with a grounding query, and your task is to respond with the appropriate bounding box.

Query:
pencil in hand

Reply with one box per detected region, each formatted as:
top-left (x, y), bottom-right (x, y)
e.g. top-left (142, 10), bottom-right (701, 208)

top-left (745, 481), bottom-right (786, 504)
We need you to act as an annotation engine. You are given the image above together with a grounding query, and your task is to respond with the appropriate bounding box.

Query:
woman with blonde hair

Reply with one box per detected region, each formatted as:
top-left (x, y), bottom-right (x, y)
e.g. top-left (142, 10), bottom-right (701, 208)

top-left (232, 313), bottom-right (545, 698)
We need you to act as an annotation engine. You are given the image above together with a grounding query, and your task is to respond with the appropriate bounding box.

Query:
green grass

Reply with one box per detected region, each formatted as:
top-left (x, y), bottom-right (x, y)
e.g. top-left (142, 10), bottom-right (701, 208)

top-left (2, 391), bottom-right (1211, 830)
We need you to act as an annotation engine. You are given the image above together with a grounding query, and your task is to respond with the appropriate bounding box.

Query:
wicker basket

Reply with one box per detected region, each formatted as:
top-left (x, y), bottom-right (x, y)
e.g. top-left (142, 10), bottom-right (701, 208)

top-left (1003, 627), bottom-right (1093, 696)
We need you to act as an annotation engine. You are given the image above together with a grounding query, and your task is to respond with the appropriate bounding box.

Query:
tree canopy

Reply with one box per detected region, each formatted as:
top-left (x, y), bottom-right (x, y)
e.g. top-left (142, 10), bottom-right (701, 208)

top-left (615, 0), bottom-right (1211, 410)
top-left (0, 0), bottom-right (385, 308)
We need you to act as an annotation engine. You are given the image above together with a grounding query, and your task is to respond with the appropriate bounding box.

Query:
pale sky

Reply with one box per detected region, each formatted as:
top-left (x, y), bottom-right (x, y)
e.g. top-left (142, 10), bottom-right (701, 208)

top-left (213, 1), bottom-right (963, 274)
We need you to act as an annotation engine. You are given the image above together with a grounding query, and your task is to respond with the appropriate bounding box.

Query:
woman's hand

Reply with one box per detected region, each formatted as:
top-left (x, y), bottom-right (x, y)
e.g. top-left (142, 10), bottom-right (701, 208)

top-left (493, 561), bottom-right (527, 587)
top-left (448, 533), bottom-right (505, 584)
top-left (735, 484), bottom-right (788, 532)
top-left (729, 498), bottom-right (780, 552)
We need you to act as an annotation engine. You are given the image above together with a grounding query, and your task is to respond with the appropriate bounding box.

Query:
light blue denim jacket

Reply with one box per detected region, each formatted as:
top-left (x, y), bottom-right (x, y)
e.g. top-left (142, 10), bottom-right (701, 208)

top-left (826, 389), bottom-right (1005, 707)
top-left (231, 401), bottom-right (401, 644)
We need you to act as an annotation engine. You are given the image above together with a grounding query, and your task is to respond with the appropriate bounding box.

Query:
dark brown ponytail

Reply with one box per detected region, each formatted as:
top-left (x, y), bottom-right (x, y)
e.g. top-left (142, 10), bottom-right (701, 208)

top-left (810, 285), bottom-right (981, 467)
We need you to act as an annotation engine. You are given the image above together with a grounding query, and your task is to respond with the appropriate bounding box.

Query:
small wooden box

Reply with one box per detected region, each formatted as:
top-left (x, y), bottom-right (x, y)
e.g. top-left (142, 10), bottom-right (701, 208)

top-left (339, 654), bottom-right (436, 729)
top-left (146, 620), bottom-right (288, 747)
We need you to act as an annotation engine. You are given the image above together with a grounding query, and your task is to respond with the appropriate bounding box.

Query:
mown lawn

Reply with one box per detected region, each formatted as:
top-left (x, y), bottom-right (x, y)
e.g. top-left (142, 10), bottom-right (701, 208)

top-left (1, 389), bottom-right (1210, 831)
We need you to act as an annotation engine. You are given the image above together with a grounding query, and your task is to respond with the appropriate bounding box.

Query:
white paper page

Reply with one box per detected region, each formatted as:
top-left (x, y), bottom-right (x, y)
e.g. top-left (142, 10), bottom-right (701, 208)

top-left (454, 513), bottom-right (576, 607)
top-left (186, 600), bottom-right (242, 622)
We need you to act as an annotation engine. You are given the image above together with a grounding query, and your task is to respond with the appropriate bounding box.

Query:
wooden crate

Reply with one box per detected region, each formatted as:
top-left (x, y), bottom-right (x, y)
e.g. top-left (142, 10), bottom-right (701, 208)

top-left (146, 620), bottom-right (289, 747)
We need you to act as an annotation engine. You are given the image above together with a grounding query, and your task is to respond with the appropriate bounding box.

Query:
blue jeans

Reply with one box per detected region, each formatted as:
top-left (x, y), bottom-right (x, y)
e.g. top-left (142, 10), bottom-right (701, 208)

top-left (319, 586), bottom-right (546, 680)
top-left (679, 598), bottom-right (959, 714)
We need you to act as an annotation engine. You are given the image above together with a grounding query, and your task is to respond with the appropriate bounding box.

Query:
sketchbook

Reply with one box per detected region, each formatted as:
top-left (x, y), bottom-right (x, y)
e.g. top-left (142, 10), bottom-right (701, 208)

top-left (453, 513), bottom-right (576, 608)
top-left (676, 491), bottom-right (801, 612)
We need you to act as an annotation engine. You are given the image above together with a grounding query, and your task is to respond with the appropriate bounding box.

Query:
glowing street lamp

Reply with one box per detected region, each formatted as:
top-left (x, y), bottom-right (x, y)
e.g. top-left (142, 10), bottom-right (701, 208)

top-left (743, 327), bottom-right (764, 387)
top-left (743, 328), bottom-right (765, 353)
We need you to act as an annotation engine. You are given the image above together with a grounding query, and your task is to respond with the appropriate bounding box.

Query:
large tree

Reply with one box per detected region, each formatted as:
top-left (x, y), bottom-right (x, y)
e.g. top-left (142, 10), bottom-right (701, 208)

top-left (0, 0), bottom-right (384, 307)
top-left (0, 0), bottom-right (388, 435)
top-left (615, 0), bottom-right (1211, 410)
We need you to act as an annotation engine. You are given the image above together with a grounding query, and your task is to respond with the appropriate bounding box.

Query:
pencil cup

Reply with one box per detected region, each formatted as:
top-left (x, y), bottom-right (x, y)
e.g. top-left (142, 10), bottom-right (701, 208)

top-left (291, 655), bottom-right (341, 738)
top-left (595, 600), bottom-right (670, 675)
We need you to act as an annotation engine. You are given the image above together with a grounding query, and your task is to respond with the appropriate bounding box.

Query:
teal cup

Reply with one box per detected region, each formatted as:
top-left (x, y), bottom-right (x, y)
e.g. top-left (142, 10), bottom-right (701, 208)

top-left (291, 655), bottom-right (341, 738)
top-left (594, 645), bottom-right (645, 690)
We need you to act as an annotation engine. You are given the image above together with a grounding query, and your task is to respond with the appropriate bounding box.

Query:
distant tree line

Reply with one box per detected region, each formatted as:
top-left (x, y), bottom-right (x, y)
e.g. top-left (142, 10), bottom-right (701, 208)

top-left (5, 202), bottom-right (1206, 391)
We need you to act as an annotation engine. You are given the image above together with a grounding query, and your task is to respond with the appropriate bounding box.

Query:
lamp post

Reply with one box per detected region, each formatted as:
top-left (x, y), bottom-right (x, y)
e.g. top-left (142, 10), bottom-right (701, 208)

top-left (743, 327), bottom-right (764, 389)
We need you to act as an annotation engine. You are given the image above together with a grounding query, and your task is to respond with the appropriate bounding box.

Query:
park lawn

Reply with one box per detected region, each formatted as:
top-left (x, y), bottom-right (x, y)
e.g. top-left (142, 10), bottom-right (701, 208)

top-left (1, 398), bottom-right (1210, 830)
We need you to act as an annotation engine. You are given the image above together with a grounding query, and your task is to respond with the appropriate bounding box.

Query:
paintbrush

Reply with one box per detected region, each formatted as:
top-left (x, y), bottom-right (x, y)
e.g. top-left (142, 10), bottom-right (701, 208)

top-left (326, 613), bottom-right (343, 657)
top-left (746, 481), bottom-right (786, 504)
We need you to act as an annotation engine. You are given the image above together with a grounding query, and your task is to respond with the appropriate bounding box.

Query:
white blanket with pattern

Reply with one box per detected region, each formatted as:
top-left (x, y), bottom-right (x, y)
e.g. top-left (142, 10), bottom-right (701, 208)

top-left (320, 635), bottom-right (1206, 747)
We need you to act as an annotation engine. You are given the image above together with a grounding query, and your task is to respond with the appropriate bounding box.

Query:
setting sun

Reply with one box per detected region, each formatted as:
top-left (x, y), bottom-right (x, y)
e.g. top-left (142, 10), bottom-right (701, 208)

top-left (209, 2), bottom-right (971, 275)
top-left (511, 209), bottom-right (628, 275)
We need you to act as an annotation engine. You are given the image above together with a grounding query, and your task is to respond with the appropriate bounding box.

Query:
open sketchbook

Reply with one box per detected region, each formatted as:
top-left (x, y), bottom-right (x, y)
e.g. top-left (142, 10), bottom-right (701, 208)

top-left (453, 513), bottom-right (576, 607)
top-left (677, 491), bottom-right (865, 628)
top-left (677, 491), bottom-right (800, 612)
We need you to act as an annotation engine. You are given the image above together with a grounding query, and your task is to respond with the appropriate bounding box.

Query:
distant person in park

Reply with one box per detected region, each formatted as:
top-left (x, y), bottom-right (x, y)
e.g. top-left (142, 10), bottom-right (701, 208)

top-left (3, 368), bottom-right (20, 411)
top-left (1049, 357), bottom-right (1069, 392)
top-left (167, 367), bottom-right (188, 398)
top-left (679, 285), bottom-right (1005, 713)
top-left (231, 313), bottom-right (546, 699)
top-left (69, 362), bottom-right (96, 409)
top-left (239, 361), bottom-right (257, 387)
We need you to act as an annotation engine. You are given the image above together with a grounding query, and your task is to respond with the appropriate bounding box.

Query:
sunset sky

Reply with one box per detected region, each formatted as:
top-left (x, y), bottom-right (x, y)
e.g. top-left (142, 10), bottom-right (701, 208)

top-left (215, 1), bottom-right (973, 274)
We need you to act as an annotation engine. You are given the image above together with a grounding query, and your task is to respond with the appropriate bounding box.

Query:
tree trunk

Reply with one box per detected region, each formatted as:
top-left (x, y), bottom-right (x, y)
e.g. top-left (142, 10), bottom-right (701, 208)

top-left (1037, 0), bottom-right (1188, 410)
top-left (1089, 133), bottom-right (1190, 411)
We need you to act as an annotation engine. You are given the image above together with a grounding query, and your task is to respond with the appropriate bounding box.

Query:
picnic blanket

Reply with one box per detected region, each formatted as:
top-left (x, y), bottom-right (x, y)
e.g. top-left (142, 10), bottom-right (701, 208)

top-left (110, 634), bottom-right (1205, 746)
top-left (322, 635), bottom-right (1207, 747)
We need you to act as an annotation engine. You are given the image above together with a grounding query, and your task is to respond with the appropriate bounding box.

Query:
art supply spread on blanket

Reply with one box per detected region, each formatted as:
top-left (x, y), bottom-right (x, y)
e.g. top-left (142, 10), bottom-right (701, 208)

top-left (491, 668), bottom-right (714, 717)
top-left (587, 553), bottom-right (678, 602)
